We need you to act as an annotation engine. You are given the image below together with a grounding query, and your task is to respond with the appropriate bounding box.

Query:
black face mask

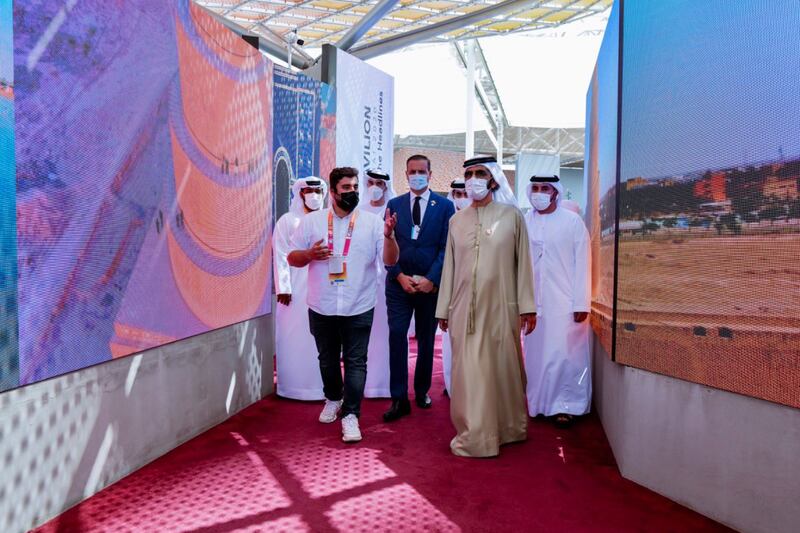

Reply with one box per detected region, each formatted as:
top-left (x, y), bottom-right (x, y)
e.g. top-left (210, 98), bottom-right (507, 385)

top-left (336, 191), bottom-right (360, 213)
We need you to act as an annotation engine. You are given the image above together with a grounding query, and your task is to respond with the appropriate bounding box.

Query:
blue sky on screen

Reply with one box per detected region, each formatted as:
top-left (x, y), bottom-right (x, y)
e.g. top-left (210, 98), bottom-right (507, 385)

top-left (0, 1), bottom-right (12, 84)
top-left (596, 1), bottom-right (618, 195)
top-left (621, 0), bottom-right (800, 180)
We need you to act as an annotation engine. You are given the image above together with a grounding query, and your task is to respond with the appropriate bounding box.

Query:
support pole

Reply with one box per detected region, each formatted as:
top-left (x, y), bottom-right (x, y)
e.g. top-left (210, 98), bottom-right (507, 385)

top-left (351, 0), bottom-right (538, 60)
top-left (496, 111), bottom-right (504, 164)
top-left (336, 0), bottom-right (401, 51)
top-left (465, 40), bottom-right (476, 159)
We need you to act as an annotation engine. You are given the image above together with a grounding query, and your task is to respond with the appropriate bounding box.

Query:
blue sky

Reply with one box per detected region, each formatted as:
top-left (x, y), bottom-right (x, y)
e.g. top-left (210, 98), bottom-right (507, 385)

top-left (621, 0), bottom-right (800, 180)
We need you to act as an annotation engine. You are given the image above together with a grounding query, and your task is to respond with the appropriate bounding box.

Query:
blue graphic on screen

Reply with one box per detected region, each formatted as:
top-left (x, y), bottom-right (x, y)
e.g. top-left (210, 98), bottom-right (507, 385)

top-left (0, 0), bottom-right (18, 390)
top-left (273, 67), bottom-right (334, 214)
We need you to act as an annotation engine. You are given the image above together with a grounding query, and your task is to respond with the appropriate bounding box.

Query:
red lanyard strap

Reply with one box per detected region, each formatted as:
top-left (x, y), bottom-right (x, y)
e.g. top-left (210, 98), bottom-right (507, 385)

top-left (327, 209), bottom-right (358, 257)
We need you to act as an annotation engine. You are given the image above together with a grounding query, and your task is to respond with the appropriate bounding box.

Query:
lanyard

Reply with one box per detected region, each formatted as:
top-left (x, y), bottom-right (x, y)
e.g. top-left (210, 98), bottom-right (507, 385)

top-left (327, 209), bottom-right (358, 257)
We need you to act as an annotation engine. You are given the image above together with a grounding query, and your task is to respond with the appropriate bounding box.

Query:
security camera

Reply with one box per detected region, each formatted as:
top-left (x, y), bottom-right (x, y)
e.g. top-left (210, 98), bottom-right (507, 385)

top-left (286, 30), bottom-right (304, 47)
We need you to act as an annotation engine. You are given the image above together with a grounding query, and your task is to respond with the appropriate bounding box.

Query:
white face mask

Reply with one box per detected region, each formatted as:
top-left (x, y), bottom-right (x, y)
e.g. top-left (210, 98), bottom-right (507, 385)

top-left (303, 192), bottom-right (323, 211)
top-left (466, 178), bottom-right (490, 201)
top-left (530, 192), bottom-right (553, 211)
top-left (408, 173), bottom-right (429, 192)
top-left (368, 185), bottom-right (384, 202)
top-left (454, 197), bottom-right (472, 210)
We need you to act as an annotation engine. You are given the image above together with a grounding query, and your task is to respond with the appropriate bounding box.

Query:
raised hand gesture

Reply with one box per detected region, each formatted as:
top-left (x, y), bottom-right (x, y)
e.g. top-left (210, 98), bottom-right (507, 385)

top-left (384, 209), bottom-right (398, 238)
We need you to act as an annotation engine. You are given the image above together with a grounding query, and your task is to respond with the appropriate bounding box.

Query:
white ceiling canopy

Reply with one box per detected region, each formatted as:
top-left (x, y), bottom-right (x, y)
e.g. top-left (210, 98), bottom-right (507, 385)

top-left (196, 0), bottom-right (612, 50)
top-left (196, 0), bottom-right (611, 136)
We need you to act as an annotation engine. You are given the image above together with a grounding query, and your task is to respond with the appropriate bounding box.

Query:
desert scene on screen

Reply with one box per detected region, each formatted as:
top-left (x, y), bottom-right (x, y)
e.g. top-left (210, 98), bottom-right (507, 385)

top-left (612, 158), bottom-right (800, 407)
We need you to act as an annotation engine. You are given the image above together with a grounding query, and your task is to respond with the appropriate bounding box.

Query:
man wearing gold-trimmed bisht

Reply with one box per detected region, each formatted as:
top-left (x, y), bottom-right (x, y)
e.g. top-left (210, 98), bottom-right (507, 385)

top-left (436, 156), bottom-right (537, 458)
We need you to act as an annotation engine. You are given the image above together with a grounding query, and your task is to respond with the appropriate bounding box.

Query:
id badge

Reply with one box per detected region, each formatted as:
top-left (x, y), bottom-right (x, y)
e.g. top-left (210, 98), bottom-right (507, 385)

top-left (329, 255), bottom-right (345, 274)
top-left (411, 225), bottom-right (421, 240)
top-left (328, 257), bottom-right (348, 286)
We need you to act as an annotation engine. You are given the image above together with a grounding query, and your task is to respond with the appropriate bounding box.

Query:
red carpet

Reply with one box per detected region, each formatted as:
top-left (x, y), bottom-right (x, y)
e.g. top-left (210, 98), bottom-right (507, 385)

top-left (36, 340), bottom-right (730, 532)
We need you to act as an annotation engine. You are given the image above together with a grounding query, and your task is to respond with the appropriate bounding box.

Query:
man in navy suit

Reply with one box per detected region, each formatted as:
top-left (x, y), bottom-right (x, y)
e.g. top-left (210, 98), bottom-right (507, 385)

top-left (383, 154), bottom-right (455, 422)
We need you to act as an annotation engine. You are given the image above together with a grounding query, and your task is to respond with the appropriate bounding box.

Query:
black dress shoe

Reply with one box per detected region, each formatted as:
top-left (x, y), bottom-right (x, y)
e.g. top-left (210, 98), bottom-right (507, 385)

top-left (415, 394), bottom-right (432, 409)
top-left (383, 399), bottom-right (411, 422)
top-left (553, 413), bottom-right (574, 429)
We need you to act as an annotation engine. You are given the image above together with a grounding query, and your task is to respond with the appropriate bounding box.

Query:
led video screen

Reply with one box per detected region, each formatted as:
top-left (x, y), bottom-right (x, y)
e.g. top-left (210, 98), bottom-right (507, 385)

top-left (616, 1), bottom-right (800, 407)
top-left (0, 0), bottom-right (18, 390)
top-left (7, 0), bottom-right (274, 391)
top-left (583, 1), bottom-right (619, 356)
top-left (273, 67), bottom-right (336, 216)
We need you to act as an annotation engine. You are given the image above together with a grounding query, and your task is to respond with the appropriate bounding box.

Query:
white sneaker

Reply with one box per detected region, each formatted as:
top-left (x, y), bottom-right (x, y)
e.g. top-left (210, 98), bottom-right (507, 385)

top-left (319, 399), bottom-right (343, 423)
top-left (341, 414), bottom-right (362, 443)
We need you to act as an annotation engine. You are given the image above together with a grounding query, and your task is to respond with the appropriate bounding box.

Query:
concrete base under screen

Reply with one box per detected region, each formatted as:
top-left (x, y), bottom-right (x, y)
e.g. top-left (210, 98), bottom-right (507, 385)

top-left (0, 314), bottom-right (275, 533)
top-left (593, 336), bottom-right (800, 533)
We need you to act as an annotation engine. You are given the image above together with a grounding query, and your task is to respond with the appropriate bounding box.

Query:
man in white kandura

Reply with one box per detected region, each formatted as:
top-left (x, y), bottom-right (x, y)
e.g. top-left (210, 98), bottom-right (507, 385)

top-left (359, 169), bottom-right (394, 398)
top-left (441, 178), bottom-right (471, 396)
top-left (523, 175), bottom-right (592, 428)
top-left (272, 177), bottom-right (327, 400)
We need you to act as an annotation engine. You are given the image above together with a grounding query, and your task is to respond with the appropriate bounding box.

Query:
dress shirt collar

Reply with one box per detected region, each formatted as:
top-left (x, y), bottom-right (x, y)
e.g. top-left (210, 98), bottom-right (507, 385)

top-left (411, 189), bottom-right (431, 202)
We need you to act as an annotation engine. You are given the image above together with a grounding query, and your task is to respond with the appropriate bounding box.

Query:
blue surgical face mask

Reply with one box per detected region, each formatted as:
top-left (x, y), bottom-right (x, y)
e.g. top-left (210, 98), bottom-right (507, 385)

top-left (303, 192), bottom-right (323, 211)
top-left (466, 178), bottom-right (489, 200)
top-left (368, 185), bottom-right (384, 202)
top-left (408, 173), bottom-right (429, 192)
top-left (530, 192), bottom-right (553, 211)
top-left (454, 197), bottom-right (472, 210)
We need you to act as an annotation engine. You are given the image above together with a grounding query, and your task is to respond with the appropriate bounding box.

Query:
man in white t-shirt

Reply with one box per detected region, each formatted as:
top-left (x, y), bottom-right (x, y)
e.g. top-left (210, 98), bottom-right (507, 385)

top-left (289, 167), bottom-right (399, 443)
